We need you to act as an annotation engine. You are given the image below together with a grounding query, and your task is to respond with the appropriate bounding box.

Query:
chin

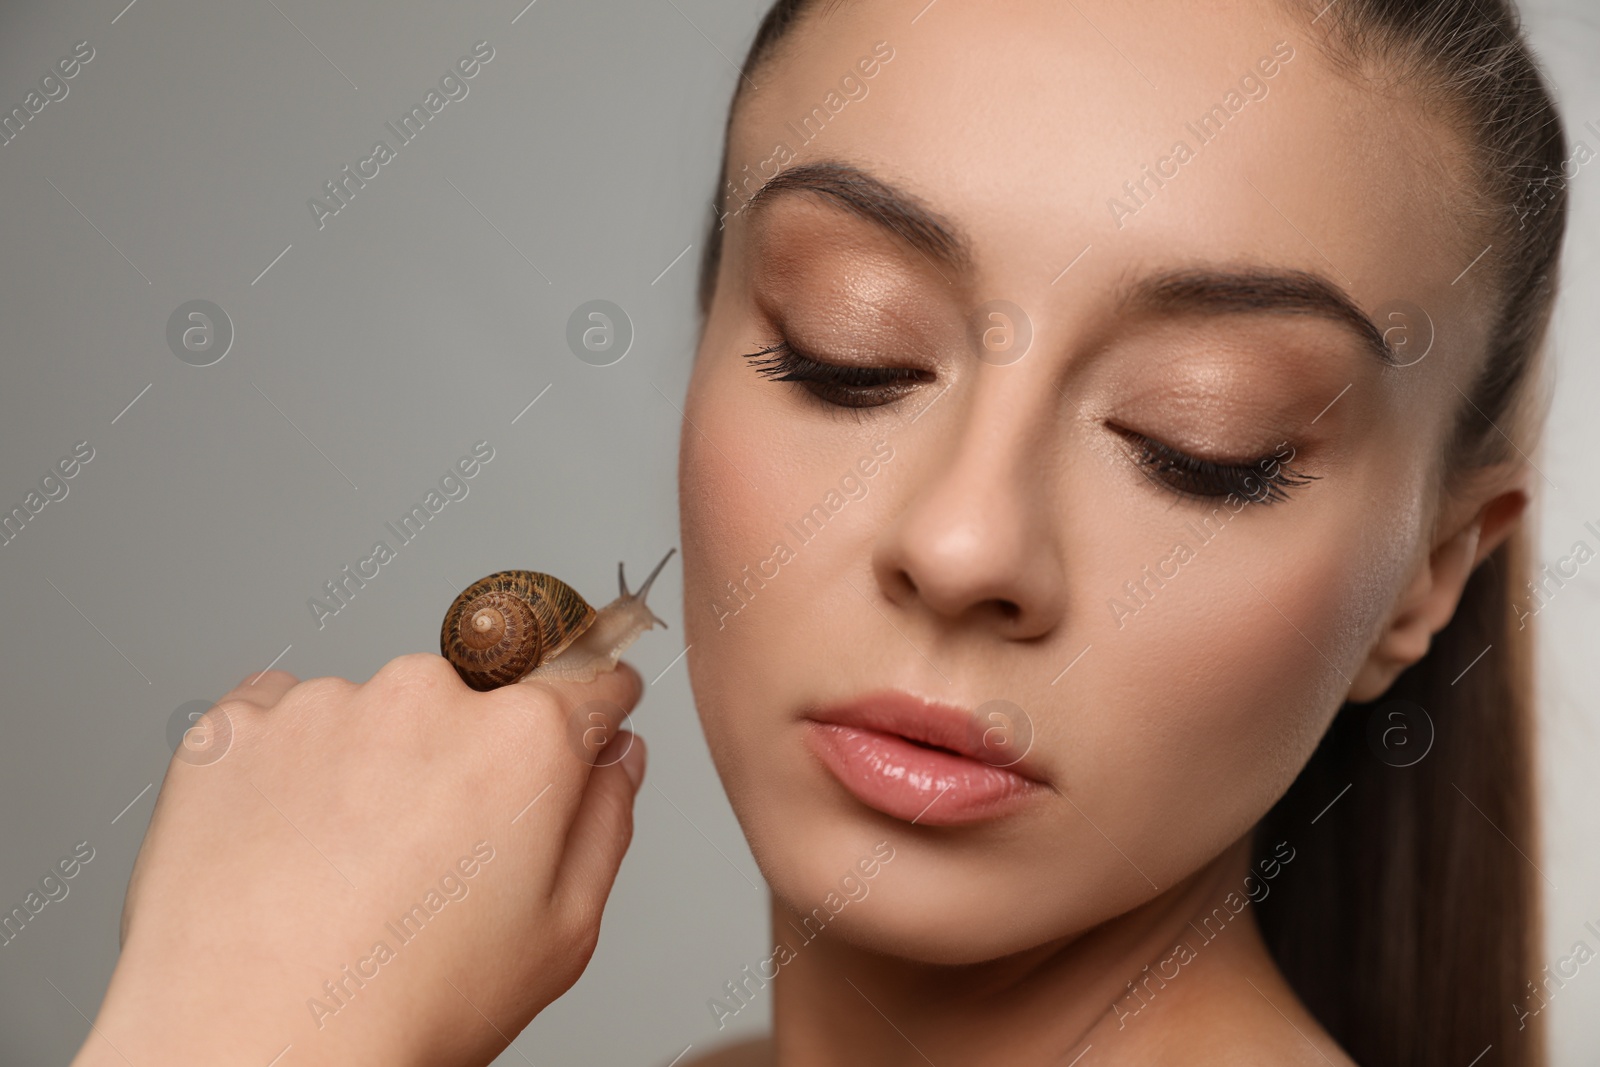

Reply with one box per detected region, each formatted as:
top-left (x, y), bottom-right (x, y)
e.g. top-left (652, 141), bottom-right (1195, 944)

top-left (761, 815), bottom-right (1129, 966)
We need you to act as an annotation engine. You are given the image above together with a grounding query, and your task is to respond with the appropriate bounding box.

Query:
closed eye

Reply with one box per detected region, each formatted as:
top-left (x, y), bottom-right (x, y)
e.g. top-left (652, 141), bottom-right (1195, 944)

top-left (1110, 425), bottom-right (1317, 505)
top-left (742, 339), bottom-right (934, 409)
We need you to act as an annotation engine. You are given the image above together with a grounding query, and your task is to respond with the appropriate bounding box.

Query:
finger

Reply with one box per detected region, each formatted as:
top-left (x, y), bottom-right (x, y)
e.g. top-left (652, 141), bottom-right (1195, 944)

top-left (552, 731), bottom-right (646, 918)
top-left (218, 668), bottom-right (299, 709)
top-left (509, 660), bottom-right (644, 766)
top-left (512, 659), bottom-right (643, 718)
top-left (488, 662), bottom-right (643, 839)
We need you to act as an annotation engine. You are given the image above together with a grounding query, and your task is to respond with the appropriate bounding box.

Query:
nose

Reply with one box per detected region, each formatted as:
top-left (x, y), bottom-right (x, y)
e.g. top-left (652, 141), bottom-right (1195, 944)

top-left (870, 387), bottom-right (1068, 641)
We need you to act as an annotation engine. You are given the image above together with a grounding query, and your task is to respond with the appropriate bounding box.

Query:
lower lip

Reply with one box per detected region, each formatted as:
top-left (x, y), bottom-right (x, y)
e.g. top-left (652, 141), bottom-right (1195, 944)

top-left (803, 721), bottom-right (1040, 826)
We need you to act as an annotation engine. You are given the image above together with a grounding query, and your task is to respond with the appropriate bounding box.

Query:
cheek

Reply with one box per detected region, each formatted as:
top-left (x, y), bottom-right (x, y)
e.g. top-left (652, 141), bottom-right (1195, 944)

top-left (678, 353), bottom-right (898, 818)
top-left (678, 362), bottom-right (806, 770)
top-left (678, 363), bottom-right (793, 643)
top-left (1066, 490), bottom-right (1418, 874)
top-left (678, 344), bottom-right (891, 655)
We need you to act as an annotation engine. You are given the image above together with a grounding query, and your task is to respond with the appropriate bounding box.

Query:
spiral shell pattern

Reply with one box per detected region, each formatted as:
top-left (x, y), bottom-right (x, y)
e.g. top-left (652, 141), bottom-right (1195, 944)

top-left (440, 571), bottom-right (597, 691)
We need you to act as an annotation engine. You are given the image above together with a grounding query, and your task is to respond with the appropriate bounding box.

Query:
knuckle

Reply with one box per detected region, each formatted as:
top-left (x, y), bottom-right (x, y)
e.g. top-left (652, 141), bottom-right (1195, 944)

top-left (594, 760), bottom-right (634, 808)
top-left (484, 680), bottom-right (568, 741)
top-left (495, 683), bottom-right (636, 770)
top-left (235, 668), bottom-right (299, 691)
top-left (601, 783), bottom-right (637, 851)
top-left (613, 789), bottom-right (637, 842)
top-left (549, 940), bottom-right (596, 994)
top-left (287, 675), bottom-right (357, 712)
top-left (371, 652), bottom-right (463, 696)
top-left (496, 675), bottom-right (567, 714)
top-left (208, 697), bottom-right (257, 725)
top-left (600, 804), bottom-right (636, 859)
top-left (557, 902), bottom-right (604, 976)
top-left (165, 699), bottom-right (253, 770)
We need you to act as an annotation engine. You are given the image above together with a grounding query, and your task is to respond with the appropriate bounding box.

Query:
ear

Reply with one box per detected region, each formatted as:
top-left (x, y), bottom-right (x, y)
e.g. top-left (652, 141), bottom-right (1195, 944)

top-left (1347, 463), bottom-right (1532, 703)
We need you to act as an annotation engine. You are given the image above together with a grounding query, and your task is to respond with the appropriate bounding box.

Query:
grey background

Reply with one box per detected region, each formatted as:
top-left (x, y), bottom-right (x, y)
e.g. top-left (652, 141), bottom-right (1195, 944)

top-left (0, 1), bottom-right (1594, 1064)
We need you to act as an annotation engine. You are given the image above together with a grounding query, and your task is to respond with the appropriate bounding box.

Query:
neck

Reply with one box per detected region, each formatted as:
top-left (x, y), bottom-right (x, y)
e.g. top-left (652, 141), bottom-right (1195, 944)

top-left (766, 834), bottom-right (1271, 1065)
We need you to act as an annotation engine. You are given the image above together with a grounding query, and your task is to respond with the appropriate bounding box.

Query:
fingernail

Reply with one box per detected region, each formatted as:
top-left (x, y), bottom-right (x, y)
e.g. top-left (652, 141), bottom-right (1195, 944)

top-left (619, 734), bottom-right (647, 789)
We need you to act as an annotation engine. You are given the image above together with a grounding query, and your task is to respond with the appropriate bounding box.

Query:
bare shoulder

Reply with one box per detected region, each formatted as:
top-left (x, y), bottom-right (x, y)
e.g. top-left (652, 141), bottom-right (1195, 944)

top-left (677, 1035), bottom-right (774, 1067)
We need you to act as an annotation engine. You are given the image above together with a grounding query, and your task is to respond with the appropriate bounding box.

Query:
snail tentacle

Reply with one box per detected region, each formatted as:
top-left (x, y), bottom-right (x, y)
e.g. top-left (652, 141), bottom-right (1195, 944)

top-left (530, 548), bottom-right (677, 683)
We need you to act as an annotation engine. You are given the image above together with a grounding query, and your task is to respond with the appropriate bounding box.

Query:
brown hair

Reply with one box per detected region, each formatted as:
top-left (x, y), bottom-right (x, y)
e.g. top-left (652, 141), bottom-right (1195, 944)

top-left (1254, 5), bottom-right (1566, 1066)
top-left (695, 2), bottom-right (1570, 1064)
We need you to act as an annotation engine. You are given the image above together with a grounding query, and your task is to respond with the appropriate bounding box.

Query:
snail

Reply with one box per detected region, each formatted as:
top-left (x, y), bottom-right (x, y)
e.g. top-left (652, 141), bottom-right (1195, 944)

top-left (440, 548), bottom-right (676, 691)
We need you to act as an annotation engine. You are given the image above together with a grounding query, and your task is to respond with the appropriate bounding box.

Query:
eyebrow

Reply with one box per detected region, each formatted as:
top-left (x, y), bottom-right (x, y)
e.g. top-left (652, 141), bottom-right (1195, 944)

top-left (743, 160), bottom-right (974, 279)
top-left (743, 159), bottom-right (1398, 366)
top-left (1116, 266), bottom-right (1399, 367)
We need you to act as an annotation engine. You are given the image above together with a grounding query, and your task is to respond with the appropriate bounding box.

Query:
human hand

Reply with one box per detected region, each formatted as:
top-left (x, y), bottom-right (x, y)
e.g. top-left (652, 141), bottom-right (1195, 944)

top-left (72, 653), bottom-right (647, 1067)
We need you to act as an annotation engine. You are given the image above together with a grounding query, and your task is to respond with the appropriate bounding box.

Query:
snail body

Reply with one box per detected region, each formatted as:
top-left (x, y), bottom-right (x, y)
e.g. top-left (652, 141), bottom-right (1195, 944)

top-left (441, 548), bottom-right (675, 691)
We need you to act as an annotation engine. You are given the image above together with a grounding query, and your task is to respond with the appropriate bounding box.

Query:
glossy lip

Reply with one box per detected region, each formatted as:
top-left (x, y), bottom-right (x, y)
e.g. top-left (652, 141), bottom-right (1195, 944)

top-left (801, 689), bottom-right (1049, 826)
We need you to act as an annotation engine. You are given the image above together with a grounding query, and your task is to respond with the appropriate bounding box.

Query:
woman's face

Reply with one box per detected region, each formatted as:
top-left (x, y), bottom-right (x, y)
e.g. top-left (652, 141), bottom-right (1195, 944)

top-left (679, 0), bottom-right (1488, 963)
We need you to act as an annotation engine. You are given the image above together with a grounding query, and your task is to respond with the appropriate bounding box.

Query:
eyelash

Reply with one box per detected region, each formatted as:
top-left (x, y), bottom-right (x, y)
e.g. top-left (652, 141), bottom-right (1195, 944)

top-left (740, 339), bottom-right (933, 409)
top-left (1113, 427), bottom-right (1318, 506)
top-left (740, 336), bottom-right (1318, 506)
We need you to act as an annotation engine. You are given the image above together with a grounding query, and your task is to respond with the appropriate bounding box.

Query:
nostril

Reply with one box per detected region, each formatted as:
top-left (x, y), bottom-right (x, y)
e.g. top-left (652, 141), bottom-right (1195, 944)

top-left (899, 571), bottom-right (920, 599)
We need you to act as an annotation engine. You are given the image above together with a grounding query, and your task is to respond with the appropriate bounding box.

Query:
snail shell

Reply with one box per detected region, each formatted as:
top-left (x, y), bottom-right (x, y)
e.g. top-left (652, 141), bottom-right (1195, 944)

top-left (440, 572), bottom-right (594, 691)
top-left (441, 548), bottom-right (676, 691)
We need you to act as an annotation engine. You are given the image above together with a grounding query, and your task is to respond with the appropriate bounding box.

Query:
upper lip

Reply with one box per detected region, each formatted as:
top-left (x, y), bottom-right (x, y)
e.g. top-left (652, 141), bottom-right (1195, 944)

top-left (802, 689), bottom-right (1048, 782)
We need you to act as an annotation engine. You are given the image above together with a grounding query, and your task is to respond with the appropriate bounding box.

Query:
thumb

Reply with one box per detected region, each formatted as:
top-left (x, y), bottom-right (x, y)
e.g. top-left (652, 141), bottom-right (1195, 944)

top-left (552, 731), bottom-right (647, 920)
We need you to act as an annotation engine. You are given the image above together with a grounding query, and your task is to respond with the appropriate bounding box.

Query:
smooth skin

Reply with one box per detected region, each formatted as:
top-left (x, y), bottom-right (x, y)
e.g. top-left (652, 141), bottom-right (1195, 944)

top-left (75, 0), bottom-right (1531, 1064)
top-left (73, 658), bottom-right (647, 1067)
top-left (676, 0), bottom-right (1527, 1063)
